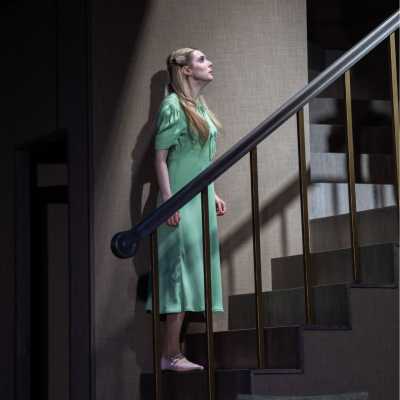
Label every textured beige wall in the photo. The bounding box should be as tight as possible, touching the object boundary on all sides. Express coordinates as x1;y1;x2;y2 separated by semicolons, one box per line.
93;0;308;396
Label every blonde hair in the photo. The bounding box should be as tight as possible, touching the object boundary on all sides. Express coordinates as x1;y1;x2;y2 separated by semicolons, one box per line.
166;47;222;143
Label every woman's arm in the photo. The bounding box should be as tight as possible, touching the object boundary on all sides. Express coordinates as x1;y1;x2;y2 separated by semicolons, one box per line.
155;150;172;201
154;149;180;226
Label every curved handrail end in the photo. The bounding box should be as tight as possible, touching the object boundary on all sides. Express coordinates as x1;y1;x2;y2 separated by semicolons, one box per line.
111;230;140;259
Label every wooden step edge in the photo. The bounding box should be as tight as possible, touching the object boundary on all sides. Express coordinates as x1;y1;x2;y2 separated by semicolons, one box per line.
186;324;302;338
251;368;303;375
142;367;303;376
350;283;399;289
303;324;352;331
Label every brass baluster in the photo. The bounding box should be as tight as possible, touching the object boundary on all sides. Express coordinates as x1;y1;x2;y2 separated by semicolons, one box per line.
296;108;313;324
343;70;361;282
388;32;400;205
201;189;215;400
250;148;265;368
150;231;162;400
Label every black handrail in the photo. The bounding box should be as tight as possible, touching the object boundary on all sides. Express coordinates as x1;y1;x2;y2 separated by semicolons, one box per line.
111;10;400;258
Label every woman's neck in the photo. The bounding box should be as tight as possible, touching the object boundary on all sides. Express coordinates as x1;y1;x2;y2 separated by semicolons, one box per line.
187;78;205;100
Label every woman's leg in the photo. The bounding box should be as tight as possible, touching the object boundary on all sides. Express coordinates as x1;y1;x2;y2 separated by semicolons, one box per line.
162;312;186;357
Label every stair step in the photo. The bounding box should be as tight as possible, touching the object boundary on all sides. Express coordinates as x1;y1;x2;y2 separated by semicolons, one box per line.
185;326;302;370
310;40;388;70
310;70;390;101
271;242;398;290
309;98;392;125
309;182;396;219
310;153;394;184
309;206;398;252
309;44;390;101
308;45;347;73
141;367;303;400
228;284;350;330
141;369;252;400
310;124;393;154
250;287;398;398
308;27;353;49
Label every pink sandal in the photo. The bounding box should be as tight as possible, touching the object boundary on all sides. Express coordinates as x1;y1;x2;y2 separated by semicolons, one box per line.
161;353;204;372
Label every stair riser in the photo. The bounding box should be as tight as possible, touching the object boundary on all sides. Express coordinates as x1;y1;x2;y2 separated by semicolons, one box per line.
141;370;252;400
250;289;399;399
309;183;396;219
309;98;392;125
271;243;398;290
309;43;390;101
310;206;398;252
228;285;350;330
185;327;302;370
310;124;393;154
308;27;353;49
310;153;394;184
310;71;390;101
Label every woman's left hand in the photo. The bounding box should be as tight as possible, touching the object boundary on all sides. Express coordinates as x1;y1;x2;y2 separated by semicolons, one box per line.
215;194;226;216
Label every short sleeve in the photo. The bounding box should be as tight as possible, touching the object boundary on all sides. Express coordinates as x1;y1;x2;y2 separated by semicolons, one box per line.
155;103;184;150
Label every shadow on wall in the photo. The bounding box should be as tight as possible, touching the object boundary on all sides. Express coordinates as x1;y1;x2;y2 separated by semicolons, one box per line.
128;69;169;370
95;70;168;398
93;1;156;397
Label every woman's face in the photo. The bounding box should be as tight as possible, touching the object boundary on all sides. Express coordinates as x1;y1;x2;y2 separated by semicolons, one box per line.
186;50;213;82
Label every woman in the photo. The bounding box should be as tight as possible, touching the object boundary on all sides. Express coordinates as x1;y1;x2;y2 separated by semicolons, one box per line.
146;47;226;372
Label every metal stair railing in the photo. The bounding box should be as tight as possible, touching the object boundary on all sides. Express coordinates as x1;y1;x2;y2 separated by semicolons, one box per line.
111;10;400;400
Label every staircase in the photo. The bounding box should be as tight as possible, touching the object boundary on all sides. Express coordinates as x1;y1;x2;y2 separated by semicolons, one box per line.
141;257;398;399
141;117;399;398
137;10;399;400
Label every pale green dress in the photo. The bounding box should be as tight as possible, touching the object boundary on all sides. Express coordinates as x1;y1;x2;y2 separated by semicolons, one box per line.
146;92;224;314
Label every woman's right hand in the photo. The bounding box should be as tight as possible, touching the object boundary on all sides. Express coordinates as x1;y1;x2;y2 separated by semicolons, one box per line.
166;210;180;227
162;194;180;226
